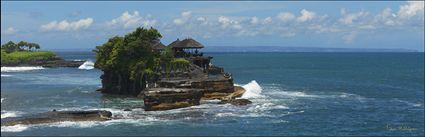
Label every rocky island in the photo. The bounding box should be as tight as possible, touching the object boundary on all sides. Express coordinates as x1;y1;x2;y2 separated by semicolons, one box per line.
94;27;250;111
1;41;85;67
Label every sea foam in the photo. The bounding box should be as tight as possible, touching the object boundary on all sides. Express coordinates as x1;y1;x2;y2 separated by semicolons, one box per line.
1;111;21;119
1;66;44;72
240;80;263;99
1;125;29;132
78;60;94;70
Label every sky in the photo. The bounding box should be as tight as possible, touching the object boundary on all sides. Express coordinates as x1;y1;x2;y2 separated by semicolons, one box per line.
1;1;424;51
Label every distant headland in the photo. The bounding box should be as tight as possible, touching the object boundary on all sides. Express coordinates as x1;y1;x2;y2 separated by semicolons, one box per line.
1;41;85;67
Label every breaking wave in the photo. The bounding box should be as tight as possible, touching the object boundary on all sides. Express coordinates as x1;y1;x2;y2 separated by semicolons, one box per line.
1;111;21;119
1;98;4;103
240;80;263;99
1;66;44;72
1;125;29;132
78;60;94;70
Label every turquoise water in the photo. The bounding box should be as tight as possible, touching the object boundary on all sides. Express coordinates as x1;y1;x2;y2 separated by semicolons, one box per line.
1;52;424;136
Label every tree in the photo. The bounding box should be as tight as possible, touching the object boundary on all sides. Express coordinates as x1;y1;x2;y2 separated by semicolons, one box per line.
17;41;28;51
94;27;163;93
34;44;41;50
1;41;41;52
1;41;17;53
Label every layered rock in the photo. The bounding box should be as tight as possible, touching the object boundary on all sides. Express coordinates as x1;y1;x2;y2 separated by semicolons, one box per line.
192;78;235;100
143;88;204;111
1;110;112;126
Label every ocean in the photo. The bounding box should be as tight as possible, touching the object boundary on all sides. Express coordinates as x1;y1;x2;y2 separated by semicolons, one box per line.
1;51;424;136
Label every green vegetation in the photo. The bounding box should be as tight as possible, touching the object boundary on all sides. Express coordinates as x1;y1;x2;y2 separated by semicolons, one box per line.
93;27;162;80
1;41;40;53
93;27;191;88
1;41;56;65
1;50;56;65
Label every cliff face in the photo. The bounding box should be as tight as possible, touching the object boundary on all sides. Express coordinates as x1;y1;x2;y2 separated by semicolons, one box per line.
99;70;145;96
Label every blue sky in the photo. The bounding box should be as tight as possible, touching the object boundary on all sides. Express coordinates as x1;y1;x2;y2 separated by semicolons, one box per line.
1;1;424;51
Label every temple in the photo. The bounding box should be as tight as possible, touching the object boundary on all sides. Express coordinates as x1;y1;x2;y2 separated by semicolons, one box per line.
141;38;242;111
168;38;212;72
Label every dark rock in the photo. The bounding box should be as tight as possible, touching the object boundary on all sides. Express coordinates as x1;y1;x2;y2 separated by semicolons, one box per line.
143;88;204;111
123;108;132;111
1;110;112;126
220;99;252;106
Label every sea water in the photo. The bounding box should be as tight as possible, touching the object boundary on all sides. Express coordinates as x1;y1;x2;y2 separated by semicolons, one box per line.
1;52;424;136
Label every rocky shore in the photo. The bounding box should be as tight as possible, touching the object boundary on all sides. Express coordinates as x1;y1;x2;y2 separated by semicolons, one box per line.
1;110;112;126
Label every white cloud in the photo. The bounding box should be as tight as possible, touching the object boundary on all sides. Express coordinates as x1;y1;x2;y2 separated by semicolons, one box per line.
277;12;295;22
3;27;17;35
297;9;316;22
339;9;369;25
173;11;192;25
197;17;206;22
398;1;424;19
374;8;398;26
250;16;259;24
41;18;93;31
263;17;273;24
196;17;208;25
218;16;242;30
107;11;156;28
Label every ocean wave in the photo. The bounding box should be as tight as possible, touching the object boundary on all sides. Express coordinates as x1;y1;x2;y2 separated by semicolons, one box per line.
1;74;12;77
1;125;29;132
1;98;4;103
78;60;94;70
393;99;423;107
240;80;264;99
1;66;44;72
247;102;288;113
1;111;22;119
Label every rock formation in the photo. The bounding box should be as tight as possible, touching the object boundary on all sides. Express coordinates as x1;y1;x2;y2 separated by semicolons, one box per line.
1;110;112;126
94;27;250;111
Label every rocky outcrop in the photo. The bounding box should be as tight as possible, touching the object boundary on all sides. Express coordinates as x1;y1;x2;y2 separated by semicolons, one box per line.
219;99;252;106
142;88;204;111
1;110;112;126
192;78;235;100
1;57;85;67
98;71;144;96
222;86;246;100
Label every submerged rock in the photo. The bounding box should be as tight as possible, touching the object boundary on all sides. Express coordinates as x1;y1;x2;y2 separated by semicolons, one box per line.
1;110;112;126
220;99;252;106
123;108;132;111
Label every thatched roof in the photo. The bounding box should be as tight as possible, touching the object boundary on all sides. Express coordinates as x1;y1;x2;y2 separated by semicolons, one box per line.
168;39;181;47
169;38;204;49
152;42;166;50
